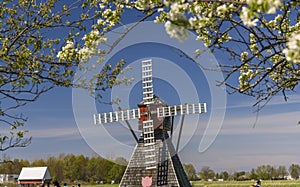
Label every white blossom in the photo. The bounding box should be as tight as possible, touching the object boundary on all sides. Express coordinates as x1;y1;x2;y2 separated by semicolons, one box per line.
135;0;149;10
164;2;190;42
241;0;282;26
164;21;189;42
247;0;282;14
240;7;258;27
157;8;164;12
267;6;276;14
99;3;105;9
283;33;300;64
168;2;187;21
241;52;249;62
216;4;227;16
188;17;197;26
238;64;254;91
78;47;91;62
57;41;77;62
97;19;105;26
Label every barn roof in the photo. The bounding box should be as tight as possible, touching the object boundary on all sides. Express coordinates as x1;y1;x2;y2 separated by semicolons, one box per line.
18;167;51;181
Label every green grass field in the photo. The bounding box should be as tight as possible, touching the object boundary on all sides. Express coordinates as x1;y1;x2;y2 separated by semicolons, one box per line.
83;185;118;187
3;180;300;187
82;180;300;187
191;180;300;187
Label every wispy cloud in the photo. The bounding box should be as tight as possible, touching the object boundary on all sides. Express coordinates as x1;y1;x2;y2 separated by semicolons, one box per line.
28;127;81;139
226;93;300;110
267;93;300;105
220;111;300;135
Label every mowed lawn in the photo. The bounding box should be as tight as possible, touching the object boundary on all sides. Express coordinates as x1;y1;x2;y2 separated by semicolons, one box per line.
83;185;118;187
83;180;300;187
191;180;300;187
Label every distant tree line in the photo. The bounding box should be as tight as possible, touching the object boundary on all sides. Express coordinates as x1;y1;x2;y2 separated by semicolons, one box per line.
1;154;300;184
0;153;127;184
183;164;300;181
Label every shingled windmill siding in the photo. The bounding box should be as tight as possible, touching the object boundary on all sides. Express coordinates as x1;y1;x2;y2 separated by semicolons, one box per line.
119;138;191;187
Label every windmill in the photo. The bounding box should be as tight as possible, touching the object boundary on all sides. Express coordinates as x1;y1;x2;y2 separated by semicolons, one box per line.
94;59;207;187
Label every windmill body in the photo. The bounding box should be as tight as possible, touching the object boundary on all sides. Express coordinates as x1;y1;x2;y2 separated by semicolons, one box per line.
94;59;207;187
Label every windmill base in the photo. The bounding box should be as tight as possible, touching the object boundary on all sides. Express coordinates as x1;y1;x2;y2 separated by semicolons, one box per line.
119;138;192;187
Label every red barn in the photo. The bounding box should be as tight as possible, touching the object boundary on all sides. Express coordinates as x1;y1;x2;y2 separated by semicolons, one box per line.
18;167;51;187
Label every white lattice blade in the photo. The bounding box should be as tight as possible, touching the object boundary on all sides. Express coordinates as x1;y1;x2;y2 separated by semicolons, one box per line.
104;113;107;123
109;112;113;122
186;104;189;114
143;120;154;127
93;108;140;124
156;103;207;118
203;103;207;113
141;118;156;170
142;119;156;167
143;128;154;133
93;114;99;124
142;59;154;103
157;108;161;117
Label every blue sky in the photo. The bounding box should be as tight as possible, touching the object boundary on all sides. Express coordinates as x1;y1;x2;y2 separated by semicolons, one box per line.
4;13;300;173
6;74;300;172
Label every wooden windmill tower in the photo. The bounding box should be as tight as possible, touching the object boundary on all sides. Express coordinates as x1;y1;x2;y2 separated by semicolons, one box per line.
94;59;207;187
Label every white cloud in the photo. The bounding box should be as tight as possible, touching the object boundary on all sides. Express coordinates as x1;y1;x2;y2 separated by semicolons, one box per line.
220;111;300;135
226;93;300;110
28;127;81;139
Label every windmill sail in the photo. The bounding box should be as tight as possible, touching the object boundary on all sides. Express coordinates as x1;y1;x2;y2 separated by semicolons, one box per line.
157;103;207;118
93;108;140;124
141;59;156;170
142;59;154;104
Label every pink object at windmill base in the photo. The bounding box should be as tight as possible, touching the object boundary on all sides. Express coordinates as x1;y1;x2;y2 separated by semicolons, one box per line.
142;176;152;187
